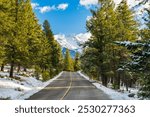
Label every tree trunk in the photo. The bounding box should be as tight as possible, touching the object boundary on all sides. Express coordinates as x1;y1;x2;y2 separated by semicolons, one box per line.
10;61;14;78
125;79;129;91
126;83;129;91
101;73;108;87
24;68;27;72
110;77;113;84
17;64;20;73
115;72;120;89
99;56;108;87
129;79;134;88
1;64;4;71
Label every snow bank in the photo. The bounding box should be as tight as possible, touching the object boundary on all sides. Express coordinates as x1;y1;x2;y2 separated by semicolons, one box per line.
0;71;63;100
78;71;138;100
18;71;63;100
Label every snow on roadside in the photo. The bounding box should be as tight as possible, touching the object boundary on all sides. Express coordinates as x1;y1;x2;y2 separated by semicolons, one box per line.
0;71;63;100
78;71;90;80
93;83;133;100
78;71;138;100
18;71;63;100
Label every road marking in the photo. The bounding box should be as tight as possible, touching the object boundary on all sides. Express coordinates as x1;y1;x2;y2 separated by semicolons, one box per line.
60;72;73;100
36;86;95;90
55;79;87;81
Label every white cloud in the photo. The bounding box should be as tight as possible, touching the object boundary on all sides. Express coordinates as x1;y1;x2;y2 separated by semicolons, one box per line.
79;0;149;10
31;3;39;9
79;0;98;7
38;6;56;13
80;0;149;25
31;3;69;13
57;3;69;10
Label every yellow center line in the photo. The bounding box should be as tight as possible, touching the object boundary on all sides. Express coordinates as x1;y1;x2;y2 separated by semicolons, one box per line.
36;86;95;90
55;79;86;81
60;72;73;100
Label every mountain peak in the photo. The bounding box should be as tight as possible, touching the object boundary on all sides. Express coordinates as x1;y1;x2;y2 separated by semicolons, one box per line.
54;33;91;51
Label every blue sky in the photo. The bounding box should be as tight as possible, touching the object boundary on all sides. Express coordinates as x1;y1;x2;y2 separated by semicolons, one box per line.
31;0;148;35
31;0;97;35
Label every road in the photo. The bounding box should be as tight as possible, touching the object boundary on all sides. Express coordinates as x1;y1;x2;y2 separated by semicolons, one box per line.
28;72;111;100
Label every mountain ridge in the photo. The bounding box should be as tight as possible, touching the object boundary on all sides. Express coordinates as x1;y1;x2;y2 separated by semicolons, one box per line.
54;33;91;57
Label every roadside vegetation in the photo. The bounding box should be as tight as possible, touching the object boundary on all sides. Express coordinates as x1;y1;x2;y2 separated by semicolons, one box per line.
0;0;80;81
80;0;150;99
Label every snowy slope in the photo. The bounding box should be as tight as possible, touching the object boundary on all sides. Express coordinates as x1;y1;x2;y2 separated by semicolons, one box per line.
54;33;91;50
54;33;91;58
55;34;78;50
0;70;63;100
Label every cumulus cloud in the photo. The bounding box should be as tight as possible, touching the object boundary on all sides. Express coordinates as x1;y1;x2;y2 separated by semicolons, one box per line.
38;6;56;13
79;0;98;8
31;3;39;9
79;0;149;9
31;2;69;13
80;0;149;25
57;3;69;10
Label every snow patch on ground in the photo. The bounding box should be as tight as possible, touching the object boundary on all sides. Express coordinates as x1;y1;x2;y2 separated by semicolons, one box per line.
18;71;63;100
78;71;139;100
0;71;63;100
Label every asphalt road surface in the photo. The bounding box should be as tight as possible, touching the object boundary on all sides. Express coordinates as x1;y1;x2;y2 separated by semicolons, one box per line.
28;72;111;100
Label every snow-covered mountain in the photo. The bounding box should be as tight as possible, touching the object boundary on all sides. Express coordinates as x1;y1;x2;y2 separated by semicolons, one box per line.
54;33;91;56
54;1;149;57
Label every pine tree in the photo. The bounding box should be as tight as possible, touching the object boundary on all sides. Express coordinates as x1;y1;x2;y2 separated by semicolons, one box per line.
1;0;62;80
0;0;46;77
64;49;74;71
116;40;150;98
80;48;99;80
43;20;63;75
115;7;150;99
14;0;33;70
3;0;28;77
81;0;139;88
110;0;139;89
55;44;64;74
134;9;149;99
4;0;43;77
0;0;14;71
74;52;81;71
83;0;118;86
43;20;54;42
116;0;138;41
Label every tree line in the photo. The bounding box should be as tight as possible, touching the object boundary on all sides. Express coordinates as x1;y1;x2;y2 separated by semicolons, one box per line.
80;0;150;99
0;0;80;81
